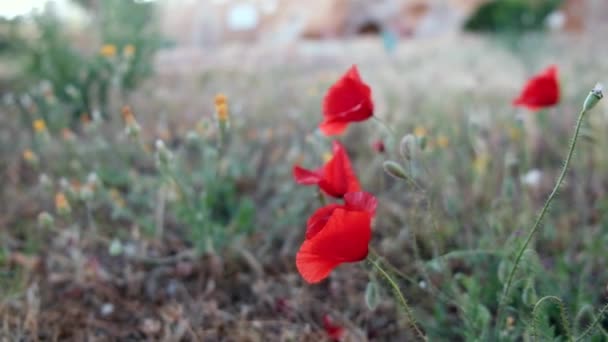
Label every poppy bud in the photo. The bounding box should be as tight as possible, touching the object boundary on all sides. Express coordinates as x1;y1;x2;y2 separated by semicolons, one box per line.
417;136;427;151
583;83;603;112
39;173;53;191
399;134;417;161
37;211;54;228
109;239;123;256
122;106;141;138
155;139;173;170
372;140;385;153
365;280;380;310
383;160;408;180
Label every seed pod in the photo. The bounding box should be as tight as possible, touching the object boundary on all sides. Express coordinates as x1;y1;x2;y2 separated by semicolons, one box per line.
383;160;408;180
399;134;417;161
365;280;380;310
583;83;603;112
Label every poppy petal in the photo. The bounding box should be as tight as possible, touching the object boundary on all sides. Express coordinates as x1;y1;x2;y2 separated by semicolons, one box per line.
344;191;377;215
293;166;323;185
320;65;373;136
319;119;349;136
306;204;342;239
513;65;560;111
296;209;371;283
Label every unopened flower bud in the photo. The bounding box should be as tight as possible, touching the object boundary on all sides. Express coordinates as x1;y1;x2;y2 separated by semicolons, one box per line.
55;192;71;216
87;172;100;188
39;173;53;190
37;211;54;228
80;184;94;201
22;149;39;165
122;105;141;138
417;136;427;151
109;239;123;256
155;139;173;169
383;160;408;180
399;134;417;161
583;83;603;112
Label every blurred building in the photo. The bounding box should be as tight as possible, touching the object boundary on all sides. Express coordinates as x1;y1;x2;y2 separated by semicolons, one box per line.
159;0;607;47
160;0;486;46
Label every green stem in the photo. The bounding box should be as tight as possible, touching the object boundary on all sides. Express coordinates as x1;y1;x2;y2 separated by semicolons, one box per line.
369;255;427;341
373;116;397;142
497;108;587;331
531;296;573;342
575;302;608;341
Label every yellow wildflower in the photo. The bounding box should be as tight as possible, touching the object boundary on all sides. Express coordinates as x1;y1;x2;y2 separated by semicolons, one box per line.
508;126;522;142
33;119;47;133
23;149;38;163
55;192;71;215
109;188;126;208
123;44;136;58
323;152;333;162
437;135;450;148
216;103;229;123
100;44;117;58
473;154;490;175
414;126;427;138
214;93;227;107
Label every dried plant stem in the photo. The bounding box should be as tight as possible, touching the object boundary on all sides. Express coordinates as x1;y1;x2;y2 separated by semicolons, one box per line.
575;302;608;341
497;108;587;331
369;255;427;341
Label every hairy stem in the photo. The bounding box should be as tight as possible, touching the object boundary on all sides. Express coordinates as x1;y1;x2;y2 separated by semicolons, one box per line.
575;302;608;341
369;255;427;341
531;296;572;342
497;108;587;331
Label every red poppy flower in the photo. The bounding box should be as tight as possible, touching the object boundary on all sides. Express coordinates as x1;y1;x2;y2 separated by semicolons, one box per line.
293;141;361;198
320;65;374;135
296;192;376;284
513;65;560;111
372;139;385;153
322;314;345;341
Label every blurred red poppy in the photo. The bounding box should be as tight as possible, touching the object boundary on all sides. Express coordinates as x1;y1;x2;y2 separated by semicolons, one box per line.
322;314;345;341
293;141;360;198
513;65;560;111
372;139;385;153
296;192;376;284
320;65;374;135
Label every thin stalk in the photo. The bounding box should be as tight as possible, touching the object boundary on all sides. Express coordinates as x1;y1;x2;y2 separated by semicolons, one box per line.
497;108;587;331
531;296;573;342
369;255;427;341
373;116;397;142
154;186;166;241
575;302;608;341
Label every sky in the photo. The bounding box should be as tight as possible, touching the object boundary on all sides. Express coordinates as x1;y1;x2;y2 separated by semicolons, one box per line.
0;0;57;18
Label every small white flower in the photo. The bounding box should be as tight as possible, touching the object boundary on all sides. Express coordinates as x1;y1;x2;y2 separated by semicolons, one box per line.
522;169;543;188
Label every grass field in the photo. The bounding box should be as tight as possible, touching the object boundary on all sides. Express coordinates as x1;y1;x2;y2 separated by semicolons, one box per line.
2;31;608;340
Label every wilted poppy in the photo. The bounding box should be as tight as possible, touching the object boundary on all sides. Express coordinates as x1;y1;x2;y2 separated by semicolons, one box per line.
293;141;360;198
296;192;376;284
320;65;374;135
513;65;560;111
322;314;345;341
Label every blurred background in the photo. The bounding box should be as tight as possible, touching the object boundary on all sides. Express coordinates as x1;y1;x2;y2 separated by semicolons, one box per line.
2;0;608;341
